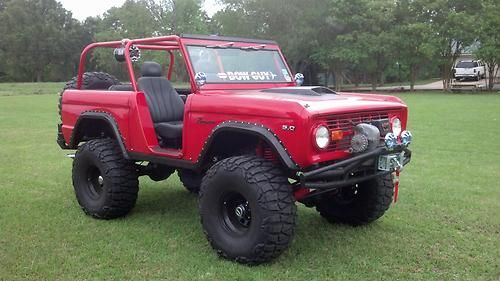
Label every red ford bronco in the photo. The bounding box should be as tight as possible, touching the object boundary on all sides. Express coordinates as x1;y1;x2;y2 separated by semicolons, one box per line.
57;34;412;264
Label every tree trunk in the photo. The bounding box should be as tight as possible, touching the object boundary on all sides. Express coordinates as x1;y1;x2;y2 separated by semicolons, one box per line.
332;66;343;91
409;64;418;92
334;73;341;92
442;41;462;91
486;62;497;90
442;63;453;91
379;71;385;87
339;72;344;91
371;73;377;91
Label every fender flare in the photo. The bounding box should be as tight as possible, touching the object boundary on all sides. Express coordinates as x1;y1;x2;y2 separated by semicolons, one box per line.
198;121;299;171
70;111;129;159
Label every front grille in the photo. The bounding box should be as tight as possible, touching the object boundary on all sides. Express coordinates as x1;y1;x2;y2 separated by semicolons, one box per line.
318;111;394;152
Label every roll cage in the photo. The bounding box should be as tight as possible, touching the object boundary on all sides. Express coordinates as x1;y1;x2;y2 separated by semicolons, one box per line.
76;34;295;92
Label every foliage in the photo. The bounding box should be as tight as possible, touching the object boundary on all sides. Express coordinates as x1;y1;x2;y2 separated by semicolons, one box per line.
393;0;437;91
212;0;328;84
474;0;500;90
0;0;92;82
213;0;495;89
145;0;209;34
0;0;498;89
419;0;481;90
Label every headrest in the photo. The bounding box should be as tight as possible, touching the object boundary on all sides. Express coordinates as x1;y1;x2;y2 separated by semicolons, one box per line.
141;62;162;77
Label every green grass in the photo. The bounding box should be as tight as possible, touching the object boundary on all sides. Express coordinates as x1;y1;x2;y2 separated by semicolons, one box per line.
340;78;440;89
0;82;63;96
0;86;499;280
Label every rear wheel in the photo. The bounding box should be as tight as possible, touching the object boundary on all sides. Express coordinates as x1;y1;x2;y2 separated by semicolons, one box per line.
316;174;394;226
72;139;139;219
178;169;203;193
199;156;296;264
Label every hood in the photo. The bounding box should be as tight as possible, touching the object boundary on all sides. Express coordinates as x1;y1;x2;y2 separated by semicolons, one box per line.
201;86;406;116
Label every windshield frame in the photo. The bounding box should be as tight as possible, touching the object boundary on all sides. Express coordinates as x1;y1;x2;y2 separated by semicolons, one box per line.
186;45;293;85
180;39;296;90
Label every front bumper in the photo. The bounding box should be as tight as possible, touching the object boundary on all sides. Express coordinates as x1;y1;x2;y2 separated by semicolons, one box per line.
298;146;411;190
455;73;476;78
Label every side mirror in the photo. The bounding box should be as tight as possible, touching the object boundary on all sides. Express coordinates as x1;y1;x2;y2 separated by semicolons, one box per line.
295;73;304;86
195;72;207;88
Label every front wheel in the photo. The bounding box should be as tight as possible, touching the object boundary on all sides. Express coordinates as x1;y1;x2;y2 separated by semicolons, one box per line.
72;139;139;219
199;156;296;265
316;174;394;226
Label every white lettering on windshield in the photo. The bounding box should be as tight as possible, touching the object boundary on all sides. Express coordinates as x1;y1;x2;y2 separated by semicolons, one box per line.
218;71;278;81
227;72;251;81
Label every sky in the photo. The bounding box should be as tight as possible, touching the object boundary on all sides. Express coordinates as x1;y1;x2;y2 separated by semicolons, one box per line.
58;0;222;21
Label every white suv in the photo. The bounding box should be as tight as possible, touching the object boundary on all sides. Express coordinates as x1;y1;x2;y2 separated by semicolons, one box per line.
453;60;485;81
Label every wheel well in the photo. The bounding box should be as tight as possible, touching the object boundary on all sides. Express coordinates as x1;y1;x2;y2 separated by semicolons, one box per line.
204;131;260;162
201;130;285;170
72;118;117;147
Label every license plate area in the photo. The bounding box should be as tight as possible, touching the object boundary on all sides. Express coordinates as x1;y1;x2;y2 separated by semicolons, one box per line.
378;153;404;171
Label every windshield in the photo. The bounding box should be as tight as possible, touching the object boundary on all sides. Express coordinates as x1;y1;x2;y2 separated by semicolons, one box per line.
456;61;477;68
186;45;292;83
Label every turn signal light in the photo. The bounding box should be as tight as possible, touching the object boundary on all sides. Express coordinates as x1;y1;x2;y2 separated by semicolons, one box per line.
331;130;344;141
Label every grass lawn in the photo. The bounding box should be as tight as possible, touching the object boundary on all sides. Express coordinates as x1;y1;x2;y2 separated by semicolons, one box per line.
339;78;441;89
0;85;499;280
0;82;63;96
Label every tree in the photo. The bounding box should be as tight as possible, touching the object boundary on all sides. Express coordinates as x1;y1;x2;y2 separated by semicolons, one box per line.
0;0;91;81
418;0;481;90
312;0;359;91
316;0;398;90
145;0;208;34
475;0;500;90
213;0;328;84
393;0;437;91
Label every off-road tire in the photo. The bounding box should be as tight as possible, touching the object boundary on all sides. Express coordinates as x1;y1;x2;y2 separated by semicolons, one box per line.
72;138;139;219
58;72;120;120
199;156;296;265
178;169;203;193
316;174;394;226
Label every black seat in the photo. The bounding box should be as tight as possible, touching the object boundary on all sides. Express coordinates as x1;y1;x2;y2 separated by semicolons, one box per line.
138;62;184;143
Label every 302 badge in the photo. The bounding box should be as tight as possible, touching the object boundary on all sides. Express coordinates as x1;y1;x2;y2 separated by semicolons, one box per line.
282;124;296;132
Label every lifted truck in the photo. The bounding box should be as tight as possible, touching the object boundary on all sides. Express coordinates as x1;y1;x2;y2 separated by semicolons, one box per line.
57;34;412;264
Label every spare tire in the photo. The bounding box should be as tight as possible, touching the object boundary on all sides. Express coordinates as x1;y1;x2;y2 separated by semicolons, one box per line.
58;72;120;120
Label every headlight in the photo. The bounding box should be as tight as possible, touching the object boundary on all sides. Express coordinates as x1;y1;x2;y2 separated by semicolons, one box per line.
314;125;330;149
391;117;402;136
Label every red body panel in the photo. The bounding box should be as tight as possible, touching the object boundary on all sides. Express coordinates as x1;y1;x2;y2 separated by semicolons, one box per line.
61;35;410;170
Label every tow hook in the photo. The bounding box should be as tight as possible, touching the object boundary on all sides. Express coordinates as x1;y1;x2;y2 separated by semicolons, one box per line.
391;157;402;203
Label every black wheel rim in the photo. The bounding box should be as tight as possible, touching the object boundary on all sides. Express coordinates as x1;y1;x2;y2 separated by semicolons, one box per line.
220;192;252;234
86;166;104;199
